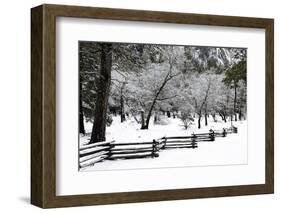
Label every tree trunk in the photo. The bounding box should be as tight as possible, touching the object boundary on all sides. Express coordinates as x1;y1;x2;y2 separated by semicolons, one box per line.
141;69;175;130
198;114;201;129
120;84;126;123
133;116;140;124
167;111;171;118
204;104;208;126
142;109;152;129
219;113;223;121
154;112;160;123
196;81;210;129
140;111;146;129
90;43;112;143
204;113;208;126
219;112;226;123
79;81;85;135
239;108;242;120
211;113;217;122
234;84;237;121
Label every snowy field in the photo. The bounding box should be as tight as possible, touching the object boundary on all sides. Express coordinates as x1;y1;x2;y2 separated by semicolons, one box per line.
79;116;247;171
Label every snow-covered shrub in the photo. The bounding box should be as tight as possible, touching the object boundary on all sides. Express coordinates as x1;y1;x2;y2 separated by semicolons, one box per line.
179;112;194;129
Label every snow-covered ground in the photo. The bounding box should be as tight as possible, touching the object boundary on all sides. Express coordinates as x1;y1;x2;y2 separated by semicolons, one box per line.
80;116;247;171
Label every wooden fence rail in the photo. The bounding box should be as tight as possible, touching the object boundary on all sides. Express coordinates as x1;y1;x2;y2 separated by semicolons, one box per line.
108;140;159;160
79;126;238;168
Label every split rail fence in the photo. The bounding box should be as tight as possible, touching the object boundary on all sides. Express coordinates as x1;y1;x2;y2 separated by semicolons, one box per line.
79;126;238;168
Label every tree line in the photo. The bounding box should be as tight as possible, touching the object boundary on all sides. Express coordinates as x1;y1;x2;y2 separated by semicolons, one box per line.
79;42;247;143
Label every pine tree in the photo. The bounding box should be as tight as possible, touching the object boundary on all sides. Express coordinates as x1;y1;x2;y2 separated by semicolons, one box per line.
223;49;246;121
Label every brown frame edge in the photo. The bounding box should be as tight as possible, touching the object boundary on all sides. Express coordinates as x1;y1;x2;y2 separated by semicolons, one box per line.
31;4;274;208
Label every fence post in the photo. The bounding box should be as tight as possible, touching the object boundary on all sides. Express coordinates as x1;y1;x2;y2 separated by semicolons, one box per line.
191;133;197;148
107;143;114;159
163;137;167;149
209;129;215;141
152;140;159;158
222;128;226;137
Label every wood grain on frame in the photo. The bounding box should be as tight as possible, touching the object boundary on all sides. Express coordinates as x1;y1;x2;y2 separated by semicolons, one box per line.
31;4;274;208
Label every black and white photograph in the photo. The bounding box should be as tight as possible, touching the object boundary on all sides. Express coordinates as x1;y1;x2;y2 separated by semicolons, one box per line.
78;41;247;171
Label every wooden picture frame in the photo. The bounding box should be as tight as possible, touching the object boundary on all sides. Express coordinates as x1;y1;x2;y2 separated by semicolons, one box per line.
31;4;274;208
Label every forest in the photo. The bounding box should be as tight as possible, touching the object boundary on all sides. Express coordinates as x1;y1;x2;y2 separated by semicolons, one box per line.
79;42;247;145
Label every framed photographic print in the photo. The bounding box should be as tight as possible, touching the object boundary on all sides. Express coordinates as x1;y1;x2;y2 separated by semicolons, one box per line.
31;4;274;208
